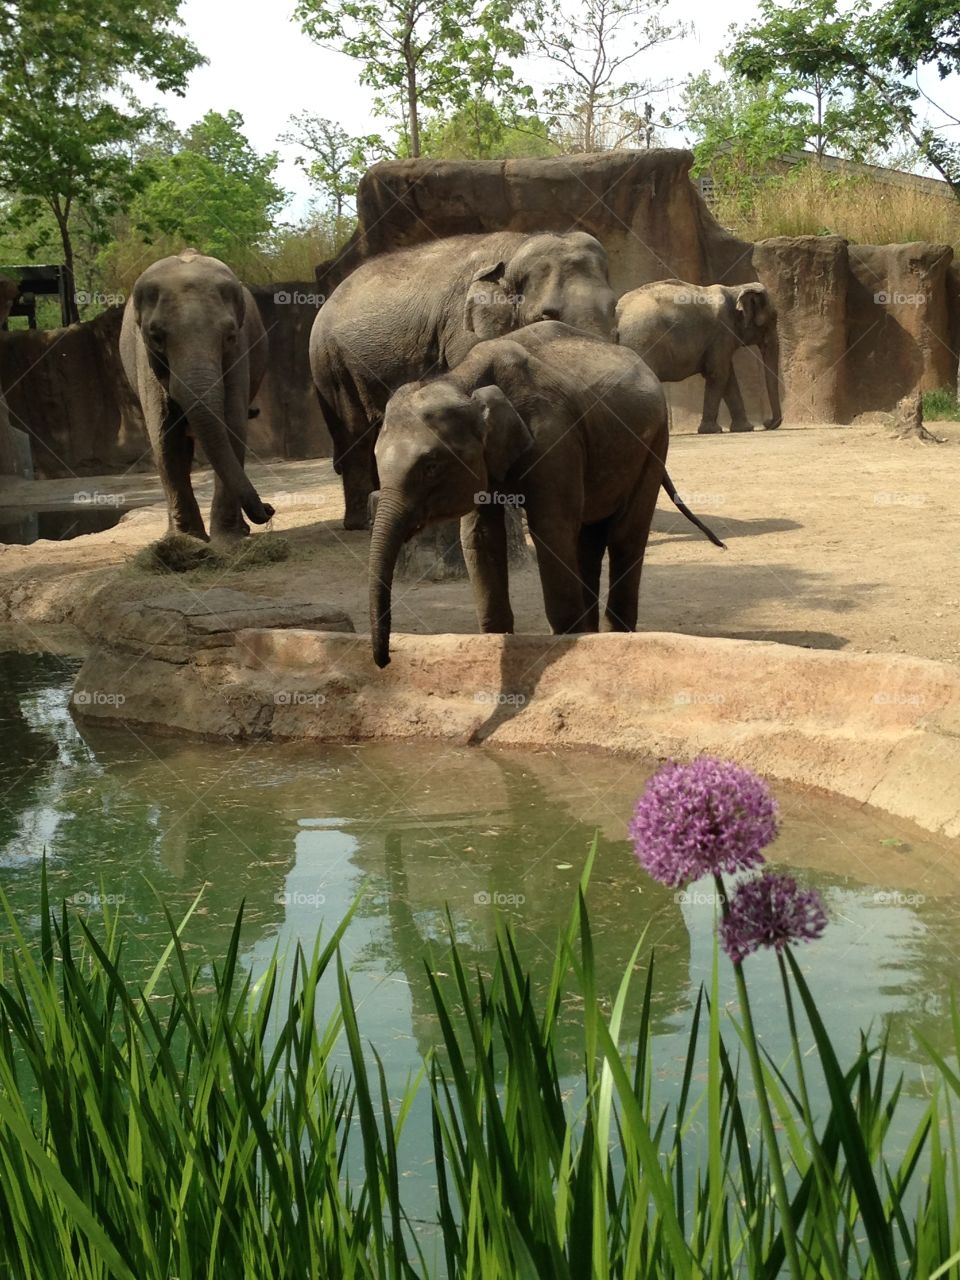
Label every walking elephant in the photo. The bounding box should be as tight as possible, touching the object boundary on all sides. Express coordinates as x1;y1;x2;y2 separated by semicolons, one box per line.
616;279;783;434
120;250;274;541
368;321;724;667
310;230;618;528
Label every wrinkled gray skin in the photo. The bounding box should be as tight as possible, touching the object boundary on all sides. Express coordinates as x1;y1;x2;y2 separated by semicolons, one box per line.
369;321;669;668
310;231;618;529
616;279;783;434
120;251;273;540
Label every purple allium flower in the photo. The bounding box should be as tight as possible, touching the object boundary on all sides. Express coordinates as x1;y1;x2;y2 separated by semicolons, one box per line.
629;757;779;888
720;872;828;964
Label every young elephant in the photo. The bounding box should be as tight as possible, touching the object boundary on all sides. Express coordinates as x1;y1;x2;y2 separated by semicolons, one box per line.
369;321;722;668
311;230;617;528
616;279;782;434
120;250;274;541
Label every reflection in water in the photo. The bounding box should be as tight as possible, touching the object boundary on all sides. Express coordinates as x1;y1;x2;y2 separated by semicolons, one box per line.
0;650;959;1092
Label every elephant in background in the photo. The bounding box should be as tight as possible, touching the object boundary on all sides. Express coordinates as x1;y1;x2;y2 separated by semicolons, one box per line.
368;321;723;668
120;250;274;541
310;230;618;528
616;279;783;434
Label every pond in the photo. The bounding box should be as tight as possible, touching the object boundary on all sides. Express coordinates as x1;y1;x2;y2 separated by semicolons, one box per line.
2;647;959;1227
0;503;125;545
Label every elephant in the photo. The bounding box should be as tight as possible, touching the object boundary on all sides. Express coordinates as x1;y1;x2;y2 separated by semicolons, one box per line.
615;279;783;434
120;250;274;541
310;230;618;529
368;321;724;668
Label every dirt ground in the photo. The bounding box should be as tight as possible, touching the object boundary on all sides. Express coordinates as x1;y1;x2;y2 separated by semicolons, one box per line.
1;418;959;666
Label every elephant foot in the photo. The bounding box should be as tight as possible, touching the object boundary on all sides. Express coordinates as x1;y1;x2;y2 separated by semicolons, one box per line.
343;511;371;531
169;520;209;542
210;521;251;544
697;422;722;435
729;421;755;433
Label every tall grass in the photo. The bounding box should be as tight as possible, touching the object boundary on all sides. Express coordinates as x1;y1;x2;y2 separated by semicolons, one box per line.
713;164;960;252
0;861;959;1278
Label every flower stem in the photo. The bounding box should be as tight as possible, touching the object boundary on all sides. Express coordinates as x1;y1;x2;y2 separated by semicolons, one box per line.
714;873;804;1280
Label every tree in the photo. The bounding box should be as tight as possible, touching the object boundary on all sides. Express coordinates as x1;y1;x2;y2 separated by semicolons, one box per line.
106;111;286;283
281;115;381;217
294;0;529;158
680;69;812;183
524;0;684;153
728;0;960;193
0;0;202;321
418;98;556;159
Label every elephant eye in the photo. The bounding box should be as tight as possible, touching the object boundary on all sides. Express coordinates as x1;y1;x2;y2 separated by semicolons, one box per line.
422;456;443;478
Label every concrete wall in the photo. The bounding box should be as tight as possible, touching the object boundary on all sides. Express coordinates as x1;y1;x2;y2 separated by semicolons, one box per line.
1;150;956;479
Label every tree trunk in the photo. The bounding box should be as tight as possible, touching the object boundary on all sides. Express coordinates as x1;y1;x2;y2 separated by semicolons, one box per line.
52;203;79;325
405;58;420;157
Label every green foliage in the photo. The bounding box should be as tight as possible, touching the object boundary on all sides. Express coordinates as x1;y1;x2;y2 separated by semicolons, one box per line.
419;99;556;159
2;864;960;1277
923;388;960;421
727;0;960;194
681;69;811;209
281;114;382;216
124;110;285;268
294;0;530;158
0;0;203;318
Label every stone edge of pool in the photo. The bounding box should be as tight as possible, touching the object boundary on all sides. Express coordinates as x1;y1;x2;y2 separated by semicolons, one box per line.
73;628;960;841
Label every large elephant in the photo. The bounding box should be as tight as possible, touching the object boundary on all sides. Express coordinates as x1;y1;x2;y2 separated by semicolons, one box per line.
120;250;274;540
616;279;783;434
368;321;723;668
310;230;618;528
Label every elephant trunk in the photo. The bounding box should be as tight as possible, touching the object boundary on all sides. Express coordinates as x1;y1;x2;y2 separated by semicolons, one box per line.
761;332;783;429
369;487;412;668
168;358;273;524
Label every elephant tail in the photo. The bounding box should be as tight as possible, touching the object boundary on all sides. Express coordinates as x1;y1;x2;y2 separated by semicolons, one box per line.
661;471;727;549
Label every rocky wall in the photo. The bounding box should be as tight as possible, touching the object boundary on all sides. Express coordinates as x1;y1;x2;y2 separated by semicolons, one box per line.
1;150;956;481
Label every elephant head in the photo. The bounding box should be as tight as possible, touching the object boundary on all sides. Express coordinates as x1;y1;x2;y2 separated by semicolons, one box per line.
733;283;782;430
133;254;273;524
369;376;533;668
463;231;617;342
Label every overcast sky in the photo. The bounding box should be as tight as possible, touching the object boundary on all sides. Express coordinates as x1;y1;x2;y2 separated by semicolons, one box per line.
138;0;960;219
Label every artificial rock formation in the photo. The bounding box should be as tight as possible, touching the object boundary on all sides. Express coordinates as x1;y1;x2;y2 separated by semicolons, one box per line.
1;150;957;478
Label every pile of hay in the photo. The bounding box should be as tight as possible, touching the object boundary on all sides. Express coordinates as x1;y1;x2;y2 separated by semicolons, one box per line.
132;533;290;574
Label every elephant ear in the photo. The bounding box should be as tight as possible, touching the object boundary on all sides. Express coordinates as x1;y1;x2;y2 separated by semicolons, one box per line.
463;261;517;338
471;385;534;483
735;284;772;333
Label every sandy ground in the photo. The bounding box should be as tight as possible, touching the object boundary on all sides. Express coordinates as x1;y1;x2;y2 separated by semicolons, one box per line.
1;419;959;665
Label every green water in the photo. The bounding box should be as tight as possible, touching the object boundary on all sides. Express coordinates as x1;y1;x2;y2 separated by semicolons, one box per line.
2;646;959;1094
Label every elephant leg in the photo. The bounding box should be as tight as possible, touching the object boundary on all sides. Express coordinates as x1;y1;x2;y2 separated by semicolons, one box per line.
723;369;755;433
527;507;589;634
604;431;667;631
159;406;207;540
697;371;726;435
578;521;608;632
335;414;378;530
461;505;514;633
210;367;254;541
